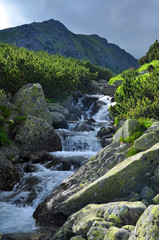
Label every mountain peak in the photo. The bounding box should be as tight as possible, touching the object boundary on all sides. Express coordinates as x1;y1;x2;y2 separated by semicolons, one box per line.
0;19;139;73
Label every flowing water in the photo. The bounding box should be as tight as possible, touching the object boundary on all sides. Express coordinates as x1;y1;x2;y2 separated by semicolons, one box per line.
0;94;113;235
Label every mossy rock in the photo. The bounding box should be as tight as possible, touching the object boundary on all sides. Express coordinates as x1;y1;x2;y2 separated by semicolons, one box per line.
11;83;52;123
70;236;86;240
15;115;62;152
104;226;130;240
56;202;145;239
129;205;159;239
59;143;159;216
134;132;159;151
152;194;159;204
146;121;159;133
113;119;140;142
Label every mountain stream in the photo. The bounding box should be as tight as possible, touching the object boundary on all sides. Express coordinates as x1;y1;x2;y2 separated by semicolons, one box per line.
0;94;113;236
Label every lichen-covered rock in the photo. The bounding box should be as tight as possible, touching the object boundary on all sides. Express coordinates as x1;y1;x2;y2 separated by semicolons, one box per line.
152;194;159;204
14;115;62;152
100;202;146;227
51;112;68;129
134;132;159;151
129;205;159;239
48;201;144;240
104;226;130;240
70;236;86;240
11;83;52;123
70;204;104;236
58;143;159;216
113;119;140;142
87;221;108;240
0;152;19;190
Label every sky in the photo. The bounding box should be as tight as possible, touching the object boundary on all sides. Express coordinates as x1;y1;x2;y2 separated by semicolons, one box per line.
0;0;159;59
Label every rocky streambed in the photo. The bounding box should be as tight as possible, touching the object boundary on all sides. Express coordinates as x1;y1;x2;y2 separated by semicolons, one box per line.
0;83;115;239
1;82;159;240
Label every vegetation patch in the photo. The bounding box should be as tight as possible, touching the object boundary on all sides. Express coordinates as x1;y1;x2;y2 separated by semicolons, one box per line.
0;42;113;100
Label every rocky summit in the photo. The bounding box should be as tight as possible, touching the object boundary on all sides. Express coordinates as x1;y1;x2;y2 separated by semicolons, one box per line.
0;19;139;73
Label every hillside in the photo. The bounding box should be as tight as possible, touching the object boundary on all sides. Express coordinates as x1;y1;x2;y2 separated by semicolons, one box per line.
0;19;139;73
109;40;159;121
0;42;113;99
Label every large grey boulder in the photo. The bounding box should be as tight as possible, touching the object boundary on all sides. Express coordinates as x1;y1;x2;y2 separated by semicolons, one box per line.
129;205;159;239
33;142;131;226
51;112;68;129
58;143;159;216
113;119;140;142
14;115;62;152
11;83;52;123
0;152;19;190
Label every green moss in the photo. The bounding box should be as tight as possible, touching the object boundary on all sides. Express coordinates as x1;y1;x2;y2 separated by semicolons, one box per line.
126;147;139;157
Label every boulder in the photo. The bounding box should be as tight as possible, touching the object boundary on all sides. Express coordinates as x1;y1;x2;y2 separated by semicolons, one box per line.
104;226;130;240
100;84;117;97
51;112;68;129
0;152;19;190
134;132;159;151
58;143;159;216
11;83;52;123
113;119;140;142
47;103;69;118
87;221;109;240
73;123;94;132
47;201;145;239
88;80;100;94
129;205;159;239
33;142;131;226
152;194;159;204
97;126;114;137
146;121;159;133
14;115;62;153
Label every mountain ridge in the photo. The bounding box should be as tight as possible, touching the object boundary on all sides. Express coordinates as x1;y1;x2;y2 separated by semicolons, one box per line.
0;19;139;73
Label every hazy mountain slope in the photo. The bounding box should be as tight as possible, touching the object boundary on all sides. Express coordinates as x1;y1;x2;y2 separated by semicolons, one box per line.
0;19;139;73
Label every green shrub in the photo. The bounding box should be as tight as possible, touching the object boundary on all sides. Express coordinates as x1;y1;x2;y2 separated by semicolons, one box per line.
0;42;113;99
126;147;139;157
147;64;154;72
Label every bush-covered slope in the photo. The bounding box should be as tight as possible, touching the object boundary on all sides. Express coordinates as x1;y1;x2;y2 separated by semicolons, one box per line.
0;19;139;74
0;42;113;99
109;41;159;121
138;40;159;65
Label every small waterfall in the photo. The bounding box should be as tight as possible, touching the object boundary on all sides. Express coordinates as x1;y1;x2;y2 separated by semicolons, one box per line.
0;94;113;235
